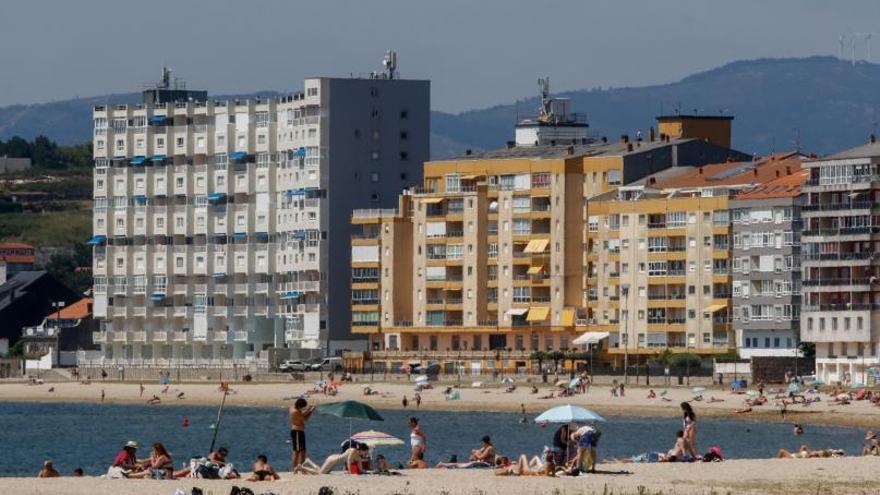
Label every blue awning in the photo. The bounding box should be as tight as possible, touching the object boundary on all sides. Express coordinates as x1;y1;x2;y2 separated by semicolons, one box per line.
255;232;269;240
132;195;147;203
212;272;225;278
291;230;307;239
293;147;306;158
149;115;167;124
232;232;247;239
208;193;225;201
130;156;146;165
150;154;166;162
150;293;165;300
280;291;301;300
286;189;305;198
230;151;247;160
86;235;107;245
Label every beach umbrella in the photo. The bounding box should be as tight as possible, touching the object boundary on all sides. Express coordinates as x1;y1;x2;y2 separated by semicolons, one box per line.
316;400;384;439
534;404;606;424
349;430;404;447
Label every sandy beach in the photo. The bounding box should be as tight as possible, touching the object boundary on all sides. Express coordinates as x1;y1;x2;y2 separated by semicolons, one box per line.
2;457;878;495
2;379;879;429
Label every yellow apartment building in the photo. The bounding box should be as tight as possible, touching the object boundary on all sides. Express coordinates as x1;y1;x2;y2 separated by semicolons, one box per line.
349;112;750;374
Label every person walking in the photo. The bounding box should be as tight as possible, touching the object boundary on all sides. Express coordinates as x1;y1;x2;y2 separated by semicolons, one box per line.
681;402;698;458
409;417;427;462
289;397;315;471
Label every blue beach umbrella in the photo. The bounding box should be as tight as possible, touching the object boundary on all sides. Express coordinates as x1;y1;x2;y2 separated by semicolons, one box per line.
534;404;606;424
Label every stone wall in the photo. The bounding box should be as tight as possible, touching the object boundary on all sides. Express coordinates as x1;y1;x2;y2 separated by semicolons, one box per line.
751;356;815;383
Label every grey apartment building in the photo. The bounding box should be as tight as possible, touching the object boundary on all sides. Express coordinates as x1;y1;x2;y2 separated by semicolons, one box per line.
730;165;807;358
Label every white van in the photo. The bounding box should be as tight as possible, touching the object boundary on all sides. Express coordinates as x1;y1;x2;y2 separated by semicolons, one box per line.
310;357;343;371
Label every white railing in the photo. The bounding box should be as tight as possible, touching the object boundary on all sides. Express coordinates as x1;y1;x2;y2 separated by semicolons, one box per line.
352;208;398;219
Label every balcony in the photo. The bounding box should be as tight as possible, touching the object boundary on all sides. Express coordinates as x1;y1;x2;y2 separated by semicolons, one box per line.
152;331;168;343
212;306;230;318
801;201;874;213
173;331;191;343
233;306;249;316
92;331;108;343
233;330;248;341
234;283;249;293
113;331;130;342
802;226;880;238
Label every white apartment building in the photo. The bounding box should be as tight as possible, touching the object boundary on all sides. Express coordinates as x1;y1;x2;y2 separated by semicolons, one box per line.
90;64;429;363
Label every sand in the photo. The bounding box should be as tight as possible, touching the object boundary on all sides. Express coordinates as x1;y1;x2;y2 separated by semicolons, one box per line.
4;457;879;495
1;379;879;429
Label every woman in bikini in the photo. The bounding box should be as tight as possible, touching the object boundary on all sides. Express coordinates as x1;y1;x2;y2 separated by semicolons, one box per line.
409;417;427;462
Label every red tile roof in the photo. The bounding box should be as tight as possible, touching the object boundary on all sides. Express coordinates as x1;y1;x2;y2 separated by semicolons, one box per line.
653;154;804;189
735;168;809;199
45;298;93;320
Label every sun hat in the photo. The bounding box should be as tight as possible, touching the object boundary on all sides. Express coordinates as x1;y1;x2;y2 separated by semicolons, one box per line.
125;441;139;449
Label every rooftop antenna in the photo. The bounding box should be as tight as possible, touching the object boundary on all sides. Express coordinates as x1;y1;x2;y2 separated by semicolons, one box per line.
382;50;398;79
537;77;551;121
839;34;846;60
161;67;171;89
792;127;801;153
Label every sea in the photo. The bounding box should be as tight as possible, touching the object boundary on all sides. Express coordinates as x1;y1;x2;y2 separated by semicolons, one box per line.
0;402;865;477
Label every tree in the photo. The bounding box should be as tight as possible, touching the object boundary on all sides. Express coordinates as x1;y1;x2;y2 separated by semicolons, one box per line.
43;243;92;295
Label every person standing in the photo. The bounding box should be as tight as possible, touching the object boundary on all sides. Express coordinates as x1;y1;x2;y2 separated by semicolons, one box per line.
680;402;698;458
409;417;427;462
414;392;421;408
402;395;409;408
289;398;315;471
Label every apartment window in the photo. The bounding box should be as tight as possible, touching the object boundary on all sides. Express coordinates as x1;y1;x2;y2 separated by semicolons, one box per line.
176;177;184;188
157;137;165;148
175;257;184;268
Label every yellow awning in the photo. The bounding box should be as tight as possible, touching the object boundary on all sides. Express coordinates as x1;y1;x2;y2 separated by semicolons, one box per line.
704;303;728;313
461;173;484;180
421;197;443;204
560;310;576;326
523;239;549;253
526;265;543;274
526;306;550;322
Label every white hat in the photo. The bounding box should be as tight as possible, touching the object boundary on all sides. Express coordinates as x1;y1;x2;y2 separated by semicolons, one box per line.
125;441;139;449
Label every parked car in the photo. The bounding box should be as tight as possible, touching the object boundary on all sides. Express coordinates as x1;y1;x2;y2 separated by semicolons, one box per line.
278;360;310;372
310;357;343;371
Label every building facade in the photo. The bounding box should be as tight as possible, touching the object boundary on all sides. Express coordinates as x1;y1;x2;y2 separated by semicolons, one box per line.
801;142;880;384
91;64;429;363
351;111;751;372
585;155;803;363
730;170;807;359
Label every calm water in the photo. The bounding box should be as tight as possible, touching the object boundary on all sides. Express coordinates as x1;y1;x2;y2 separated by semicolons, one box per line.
0;402;865;476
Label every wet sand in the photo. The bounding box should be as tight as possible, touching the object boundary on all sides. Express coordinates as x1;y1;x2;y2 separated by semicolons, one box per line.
1;379;878;429
4;457;879;495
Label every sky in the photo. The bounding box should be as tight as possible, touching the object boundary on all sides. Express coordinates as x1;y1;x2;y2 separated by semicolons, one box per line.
2;0;880;113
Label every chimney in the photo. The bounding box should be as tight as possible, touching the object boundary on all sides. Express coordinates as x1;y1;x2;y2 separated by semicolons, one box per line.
465;149;472;156
620;134;629;144
648;177;656;185
698;167;703;175
626;143;633;152
550;139;556;146
506;141;515;149
649;126;656;142
601;136;608;143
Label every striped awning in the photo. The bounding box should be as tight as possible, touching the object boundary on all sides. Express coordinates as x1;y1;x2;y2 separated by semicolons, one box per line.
560;310;576;326
523;239;549;253
526;306;550;322
421;197;443;204
527;265;543;274
704;303;728;313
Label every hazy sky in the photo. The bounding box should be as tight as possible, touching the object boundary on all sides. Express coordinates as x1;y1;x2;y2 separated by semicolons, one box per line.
2;0;880;112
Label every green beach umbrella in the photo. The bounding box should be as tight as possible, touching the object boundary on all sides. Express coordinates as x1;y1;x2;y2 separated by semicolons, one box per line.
316;400;384;440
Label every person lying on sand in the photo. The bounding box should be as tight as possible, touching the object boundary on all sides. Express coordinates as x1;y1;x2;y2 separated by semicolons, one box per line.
494;454;556;477
299;443;370;474
538;391;555;399
733;405;753;414
663;431;688;462
147;395;161;405
246;454;280;481
706;396;724;403
776;445;845;459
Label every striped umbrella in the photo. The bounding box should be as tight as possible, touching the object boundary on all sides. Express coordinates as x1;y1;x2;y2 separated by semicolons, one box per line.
350;430;405;447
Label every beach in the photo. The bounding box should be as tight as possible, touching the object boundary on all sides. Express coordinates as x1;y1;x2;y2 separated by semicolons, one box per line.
4;457;879;495
2;379;879;429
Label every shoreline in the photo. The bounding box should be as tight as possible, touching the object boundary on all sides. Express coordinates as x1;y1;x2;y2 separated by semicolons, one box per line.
1;381;878;429
2;458;880;494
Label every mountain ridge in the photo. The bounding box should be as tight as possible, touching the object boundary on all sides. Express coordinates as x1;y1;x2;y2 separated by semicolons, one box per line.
2;56;879;158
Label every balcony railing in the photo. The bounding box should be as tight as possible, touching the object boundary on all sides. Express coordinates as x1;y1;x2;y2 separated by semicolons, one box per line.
802;278;871;287
802;226;880;237
803;303;880;312
802;201;874;212
802;252;873;262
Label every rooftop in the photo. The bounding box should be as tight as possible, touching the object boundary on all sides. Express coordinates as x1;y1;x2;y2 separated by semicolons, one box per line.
649;153;803;189
734;168;809;199
44;297;93;320
656;114;734;121
821;140;880;161
436;137;696;162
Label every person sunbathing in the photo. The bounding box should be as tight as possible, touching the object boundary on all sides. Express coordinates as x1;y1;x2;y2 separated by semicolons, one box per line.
494;454;556;476
246;455;280;481
147;395;161;405
408;451;429;469
706;396;724;403
663;430;688;462
734;405;753;414
300;443;370;474
469;436;497;464
538;391;555;399
775;445;844;459
37;460;60;478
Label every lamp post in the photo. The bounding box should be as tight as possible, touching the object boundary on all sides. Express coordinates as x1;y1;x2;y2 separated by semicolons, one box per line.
622;286;630;385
